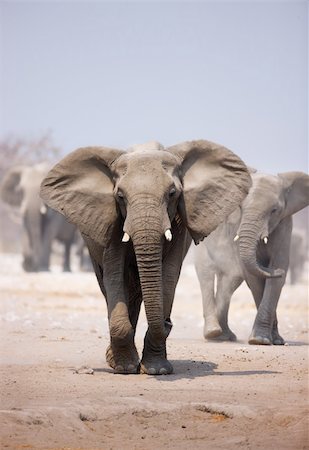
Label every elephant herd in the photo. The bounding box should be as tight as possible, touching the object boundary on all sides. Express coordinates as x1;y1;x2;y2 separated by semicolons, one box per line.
1;140;308;375
0;163;91;272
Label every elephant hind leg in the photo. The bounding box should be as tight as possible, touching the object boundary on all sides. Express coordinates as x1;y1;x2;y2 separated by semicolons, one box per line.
195;252;222;339
202;271;222;340
211;273;243;342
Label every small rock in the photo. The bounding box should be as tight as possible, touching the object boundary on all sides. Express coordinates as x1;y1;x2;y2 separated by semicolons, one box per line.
74;366;94;375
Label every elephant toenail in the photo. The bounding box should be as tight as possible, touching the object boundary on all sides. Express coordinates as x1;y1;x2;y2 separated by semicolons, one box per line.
159;368;168;375
147;368;156;375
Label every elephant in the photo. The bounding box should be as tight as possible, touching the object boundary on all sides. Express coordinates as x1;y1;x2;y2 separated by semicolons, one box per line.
194;170;309;345
75;231;93;272
40;140;251;375
0;163;77;272
288;228;308;284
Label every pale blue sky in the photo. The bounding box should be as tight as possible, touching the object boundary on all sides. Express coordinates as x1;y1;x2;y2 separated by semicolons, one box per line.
0;0;308;173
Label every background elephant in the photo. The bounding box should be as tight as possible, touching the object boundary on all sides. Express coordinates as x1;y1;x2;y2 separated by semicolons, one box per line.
0;163;77;272
194;171;309;345
288;229;308;284
40;140;250;375
75;231;93;272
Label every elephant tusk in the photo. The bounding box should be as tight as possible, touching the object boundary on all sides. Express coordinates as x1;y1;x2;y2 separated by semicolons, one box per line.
165;229;172;241
263;237;268;244
40;204;47;215
122;232;130;242
233;234;240;242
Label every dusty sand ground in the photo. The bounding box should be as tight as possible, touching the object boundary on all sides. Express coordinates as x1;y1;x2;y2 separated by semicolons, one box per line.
0;251;308;450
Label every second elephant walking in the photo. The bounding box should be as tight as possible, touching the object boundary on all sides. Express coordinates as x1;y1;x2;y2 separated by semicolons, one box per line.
194;170;309;345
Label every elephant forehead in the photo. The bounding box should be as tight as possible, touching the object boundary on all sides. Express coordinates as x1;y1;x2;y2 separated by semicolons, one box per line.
252;174;281;193
245;174;283;208
114;150;181;175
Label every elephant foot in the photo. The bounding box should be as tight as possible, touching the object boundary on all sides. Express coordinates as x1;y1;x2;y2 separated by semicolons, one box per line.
141;331;173;375
206;328;237;342
106;344;139;374
203;315;222;340
248;332;272;345
271;330;285;346
204;324;223;340
140;357;173;375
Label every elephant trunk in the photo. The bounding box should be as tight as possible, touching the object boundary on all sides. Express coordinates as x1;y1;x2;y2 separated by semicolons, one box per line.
128;202;170;342
238;216;283;279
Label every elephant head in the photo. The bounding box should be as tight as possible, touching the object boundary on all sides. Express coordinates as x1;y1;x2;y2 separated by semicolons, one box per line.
0;163;49;271
40;140;250;338
236;172;309;279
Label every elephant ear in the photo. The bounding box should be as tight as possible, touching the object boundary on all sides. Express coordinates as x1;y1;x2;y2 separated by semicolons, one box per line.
0;166;25;207
40;147;125;246
167;140;251;244
278;171;309;217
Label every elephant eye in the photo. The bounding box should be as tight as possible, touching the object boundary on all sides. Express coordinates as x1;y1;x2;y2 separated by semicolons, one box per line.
271;207;277;214
169;187;176;196
117;190;124;199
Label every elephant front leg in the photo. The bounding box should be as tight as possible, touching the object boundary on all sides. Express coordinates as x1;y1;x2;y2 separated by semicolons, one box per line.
214;273;243;341
140;319;173;375
103;241;140;374
249;226;290;345
62;242;71;272
249;277;286;345
271;316;285;345
106;301;140;374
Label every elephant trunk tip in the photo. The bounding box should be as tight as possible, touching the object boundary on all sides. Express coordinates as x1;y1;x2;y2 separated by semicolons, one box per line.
269;268;285;278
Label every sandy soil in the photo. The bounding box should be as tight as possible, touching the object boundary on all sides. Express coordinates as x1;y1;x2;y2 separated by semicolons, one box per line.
0;251;308;450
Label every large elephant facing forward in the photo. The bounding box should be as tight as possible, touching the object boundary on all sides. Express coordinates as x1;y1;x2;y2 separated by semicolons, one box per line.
194;171;309;345
40;140;251;375
0;163;76;272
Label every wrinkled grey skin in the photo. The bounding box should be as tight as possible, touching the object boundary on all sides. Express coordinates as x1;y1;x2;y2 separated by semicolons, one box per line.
0;163;76;272
40;140;250;375
288;229;308;284
194;171;309;345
